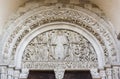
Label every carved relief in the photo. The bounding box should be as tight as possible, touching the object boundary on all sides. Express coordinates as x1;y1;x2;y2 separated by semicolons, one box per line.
2;3;117;66
22;29;98;69
3;8;109;64
0;1;119;79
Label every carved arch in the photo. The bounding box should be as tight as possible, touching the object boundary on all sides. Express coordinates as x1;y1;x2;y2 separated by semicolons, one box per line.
0;3;118;71
15;22;103;69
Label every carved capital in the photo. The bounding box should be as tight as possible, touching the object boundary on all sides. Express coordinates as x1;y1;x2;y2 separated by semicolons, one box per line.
20;69;29;79
99;69;106;79
54;68;65;79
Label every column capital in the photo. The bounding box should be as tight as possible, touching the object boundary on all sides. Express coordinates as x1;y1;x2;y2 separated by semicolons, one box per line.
0;65;8;74
14;69;20;78
19;69;29;79
54;68;65;79
90;69;100;79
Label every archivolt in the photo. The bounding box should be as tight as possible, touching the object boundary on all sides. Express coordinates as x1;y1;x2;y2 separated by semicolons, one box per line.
1;3;118;68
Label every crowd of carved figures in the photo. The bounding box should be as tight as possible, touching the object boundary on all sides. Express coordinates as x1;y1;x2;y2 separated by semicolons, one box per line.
22;29;98;69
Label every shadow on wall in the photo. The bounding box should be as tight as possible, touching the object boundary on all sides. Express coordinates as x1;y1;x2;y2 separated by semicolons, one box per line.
117;33;120;40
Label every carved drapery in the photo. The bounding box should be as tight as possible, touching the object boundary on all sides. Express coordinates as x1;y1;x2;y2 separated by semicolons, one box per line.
22;29;98;69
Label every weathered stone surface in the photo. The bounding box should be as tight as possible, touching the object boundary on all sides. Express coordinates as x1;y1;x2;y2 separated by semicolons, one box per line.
0;0;119;79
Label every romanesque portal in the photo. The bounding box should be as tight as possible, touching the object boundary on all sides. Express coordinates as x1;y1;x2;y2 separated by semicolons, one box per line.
0;1;119;79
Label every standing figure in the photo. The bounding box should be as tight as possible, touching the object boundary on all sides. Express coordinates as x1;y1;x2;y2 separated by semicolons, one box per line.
51;30;68;60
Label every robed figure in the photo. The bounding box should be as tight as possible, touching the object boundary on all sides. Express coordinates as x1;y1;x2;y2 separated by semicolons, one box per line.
51;31;68;60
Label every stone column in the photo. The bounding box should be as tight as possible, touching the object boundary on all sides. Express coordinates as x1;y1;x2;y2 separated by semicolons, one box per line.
7;66;14;79
19;68;29;79
0;65;8;79
105;65;112;79
13;69;20;79
99;68;106;79
112;65;120;79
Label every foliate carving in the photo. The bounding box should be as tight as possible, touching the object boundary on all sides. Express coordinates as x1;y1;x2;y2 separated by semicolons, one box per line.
4;8;108;63
22;29;98;69
3;3;117;66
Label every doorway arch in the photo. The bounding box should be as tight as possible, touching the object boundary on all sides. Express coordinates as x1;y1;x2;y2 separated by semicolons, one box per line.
15;22;104;69
0;2;119;79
